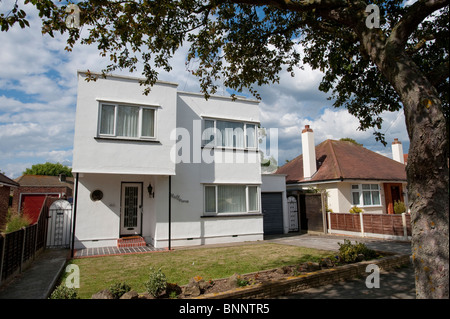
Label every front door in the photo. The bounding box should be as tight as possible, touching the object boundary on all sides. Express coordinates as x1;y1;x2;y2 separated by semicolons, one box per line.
120;183;142;236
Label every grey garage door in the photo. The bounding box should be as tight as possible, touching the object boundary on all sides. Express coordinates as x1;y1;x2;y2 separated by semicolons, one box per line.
261;192;284;235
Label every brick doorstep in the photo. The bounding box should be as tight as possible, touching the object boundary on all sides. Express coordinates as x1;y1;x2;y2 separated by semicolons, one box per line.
196;254;411;299
117;236;147;248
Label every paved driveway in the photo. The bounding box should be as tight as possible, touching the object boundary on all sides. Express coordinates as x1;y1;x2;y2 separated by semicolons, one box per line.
265;233;412;255
265;233;416;299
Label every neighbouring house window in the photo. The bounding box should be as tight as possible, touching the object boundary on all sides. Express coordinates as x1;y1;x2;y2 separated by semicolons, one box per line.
204;184;260;214
203;119;258;149
99;103;156;139
351;184;381;206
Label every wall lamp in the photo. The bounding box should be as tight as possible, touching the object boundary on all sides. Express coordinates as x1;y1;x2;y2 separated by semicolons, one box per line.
147;183;155;198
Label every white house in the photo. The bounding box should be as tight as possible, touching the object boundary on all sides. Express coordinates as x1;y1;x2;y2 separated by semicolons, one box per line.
71;71;264;250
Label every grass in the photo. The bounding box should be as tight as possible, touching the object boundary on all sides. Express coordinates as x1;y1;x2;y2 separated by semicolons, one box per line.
63;243;334;299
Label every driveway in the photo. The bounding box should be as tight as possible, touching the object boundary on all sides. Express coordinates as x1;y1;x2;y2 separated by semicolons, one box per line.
265;233;412;255
265;233;415;299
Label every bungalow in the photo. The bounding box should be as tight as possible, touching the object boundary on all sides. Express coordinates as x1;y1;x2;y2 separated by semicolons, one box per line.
276;126;408;224
71;72;264;250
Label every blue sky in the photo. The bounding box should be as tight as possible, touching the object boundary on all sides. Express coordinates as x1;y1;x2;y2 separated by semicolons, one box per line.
0;1;409;178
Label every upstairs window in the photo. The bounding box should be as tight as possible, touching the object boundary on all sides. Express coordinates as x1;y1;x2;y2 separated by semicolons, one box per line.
99;103;156;139
203;119;257;149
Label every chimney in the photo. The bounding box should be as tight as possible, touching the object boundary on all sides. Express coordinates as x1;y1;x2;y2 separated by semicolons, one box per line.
59;173;66;182
302;125;317;179
392;138;404;164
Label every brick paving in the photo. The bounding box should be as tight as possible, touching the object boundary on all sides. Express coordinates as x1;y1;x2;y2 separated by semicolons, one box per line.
73;245;167;258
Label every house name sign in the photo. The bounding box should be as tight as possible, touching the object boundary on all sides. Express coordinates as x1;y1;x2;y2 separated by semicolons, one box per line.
171;193;189;203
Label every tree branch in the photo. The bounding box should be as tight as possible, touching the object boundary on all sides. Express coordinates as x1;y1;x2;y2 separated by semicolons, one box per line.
227;0;348;12
388;0;449;51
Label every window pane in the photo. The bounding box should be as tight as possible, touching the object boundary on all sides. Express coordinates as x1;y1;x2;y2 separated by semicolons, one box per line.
141;108;155;137
372;191;381;205
352;192;360;205
363;191;372;205
117;105;139;137
217;121;244;148
205;186;216;213
351;184;359;190
248;186;258;211
100;104;115;135
362;184;371;190
246;124;256;148
371;184;379;190
203;120;215;145
218;185;246;213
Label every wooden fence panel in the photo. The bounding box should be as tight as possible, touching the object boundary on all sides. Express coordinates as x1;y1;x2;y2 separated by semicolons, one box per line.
329;212;411;239
0;197;50;285
1;229;23;280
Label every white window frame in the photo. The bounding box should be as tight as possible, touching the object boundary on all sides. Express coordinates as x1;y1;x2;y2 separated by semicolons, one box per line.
351;184;382;207
202;118;258;150
97;102;158;140
203;184;260;215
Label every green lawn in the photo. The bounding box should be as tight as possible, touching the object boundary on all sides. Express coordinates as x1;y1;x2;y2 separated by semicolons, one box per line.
64;243;334;299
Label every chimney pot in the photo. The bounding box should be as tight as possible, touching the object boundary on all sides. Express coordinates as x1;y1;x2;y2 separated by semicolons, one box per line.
302;125;313;133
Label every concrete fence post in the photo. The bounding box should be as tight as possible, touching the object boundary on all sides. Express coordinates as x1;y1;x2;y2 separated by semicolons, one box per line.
327;211;331;233
360;212;365;237
401;213;407;240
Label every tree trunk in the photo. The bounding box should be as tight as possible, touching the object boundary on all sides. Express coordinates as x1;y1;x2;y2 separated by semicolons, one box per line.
380;51;449;299
358;24;449;297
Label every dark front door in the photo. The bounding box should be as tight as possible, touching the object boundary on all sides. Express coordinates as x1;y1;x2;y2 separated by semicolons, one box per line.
261;192;284;235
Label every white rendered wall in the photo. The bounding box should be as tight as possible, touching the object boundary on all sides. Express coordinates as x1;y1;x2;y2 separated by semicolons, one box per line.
72;75;265;249
153;93;264;248
72;72;178;175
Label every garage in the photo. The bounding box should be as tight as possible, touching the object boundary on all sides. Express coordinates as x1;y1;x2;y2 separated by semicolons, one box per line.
261;192;284;235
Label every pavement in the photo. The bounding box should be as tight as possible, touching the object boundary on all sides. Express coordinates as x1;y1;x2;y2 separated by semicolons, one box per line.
0;248;70;299
0;233;415;299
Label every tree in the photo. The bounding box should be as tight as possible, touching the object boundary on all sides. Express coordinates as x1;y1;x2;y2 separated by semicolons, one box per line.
2;0;448;298
23;162;73;177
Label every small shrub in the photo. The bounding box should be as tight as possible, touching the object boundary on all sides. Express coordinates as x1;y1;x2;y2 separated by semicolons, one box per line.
109;282;131;299
349;206;363;214
5;212;32;233
394;200;406;214
166;283;182;299
49;285;78;299
337;239;377;263
145;267;167;297
236;275;250;287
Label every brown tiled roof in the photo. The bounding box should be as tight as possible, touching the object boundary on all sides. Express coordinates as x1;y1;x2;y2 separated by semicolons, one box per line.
276;139;407;184
14;175;74;189
0;173;20;187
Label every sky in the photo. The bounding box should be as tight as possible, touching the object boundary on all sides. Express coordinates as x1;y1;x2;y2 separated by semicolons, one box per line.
0;1;410;179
